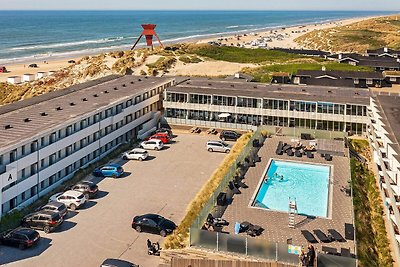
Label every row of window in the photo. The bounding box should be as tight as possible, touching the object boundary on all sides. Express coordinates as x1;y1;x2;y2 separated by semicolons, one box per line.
0;87;164;168
165;92;368;116
2;132;133;214
165;108;367;134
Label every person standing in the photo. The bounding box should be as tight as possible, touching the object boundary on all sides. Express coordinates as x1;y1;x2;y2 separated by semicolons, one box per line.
307;244;315;266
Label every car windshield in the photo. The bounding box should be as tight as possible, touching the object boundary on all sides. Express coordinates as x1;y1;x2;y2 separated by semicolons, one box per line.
77;194;84;199
221;142;229;147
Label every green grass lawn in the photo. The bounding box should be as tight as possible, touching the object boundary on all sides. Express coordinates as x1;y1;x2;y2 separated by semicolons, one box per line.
191;45;305;63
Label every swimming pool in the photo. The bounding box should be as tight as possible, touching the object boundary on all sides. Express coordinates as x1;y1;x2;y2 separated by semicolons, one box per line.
251;160;331;218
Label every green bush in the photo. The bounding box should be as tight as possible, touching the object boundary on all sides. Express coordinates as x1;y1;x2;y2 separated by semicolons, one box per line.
351;158;393;266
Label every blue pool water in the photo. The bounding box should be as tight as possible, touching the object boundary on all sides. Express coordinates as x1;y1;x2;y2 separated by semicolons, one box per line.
253;160;330;218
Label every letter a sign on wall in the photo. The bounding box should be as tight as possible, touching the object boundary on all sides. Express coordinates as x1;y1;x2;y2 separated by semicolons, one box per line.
1;168;17;187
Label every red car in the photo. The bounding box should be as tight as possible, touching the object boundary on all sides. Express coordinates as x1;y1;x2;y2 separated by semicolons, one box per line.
146;133;170;144
0;66;7;73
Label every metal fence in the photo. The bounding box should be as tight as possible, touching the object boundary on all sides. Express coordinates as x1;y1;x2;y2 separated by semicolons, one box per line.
190;228;356;267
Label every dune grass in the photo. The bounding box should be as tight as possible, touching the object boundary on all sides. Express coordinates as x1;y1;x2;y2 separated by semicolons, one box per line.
163;132;253;249
191;45;305;64
350;155;393;266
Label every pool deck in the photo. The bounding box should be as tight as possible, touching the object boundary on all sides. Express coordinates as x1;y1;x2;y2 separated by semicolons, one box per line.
220;136;356;256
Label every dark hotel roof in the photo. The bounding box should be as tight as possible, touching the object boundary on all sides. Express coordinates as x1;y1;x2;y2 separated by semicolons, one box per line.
168;78;371;105
296;70;384;79
0;75;173;149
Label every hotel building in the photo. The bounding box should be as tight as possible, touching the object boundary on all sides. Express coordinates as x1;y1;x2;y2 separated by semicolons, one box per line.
369;94;400;261
163;78;370;137
0;75;174;216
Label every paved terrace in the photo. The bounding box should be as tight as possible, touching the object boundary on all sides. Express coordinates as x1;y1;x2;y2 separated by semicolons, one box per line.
220;136;355;255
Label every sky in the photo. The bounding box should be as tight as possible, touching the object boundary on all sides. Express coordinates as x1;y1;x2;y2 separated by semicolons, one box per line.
1;0;400;11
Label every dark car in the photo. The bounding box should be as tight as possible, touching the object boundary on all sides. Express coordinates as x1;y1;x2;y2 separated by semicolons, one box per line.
36;201;68;218
28;63;38;68
100;258;138;267
68;60;76;64
71;181;99;198
21;211;63;233
132;213;176;237
0;228;40;249
220;130;241;141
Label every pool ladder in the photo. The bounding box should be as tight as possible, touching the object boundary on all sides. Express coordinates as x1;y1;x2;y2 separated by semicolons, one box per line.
288;197;298;228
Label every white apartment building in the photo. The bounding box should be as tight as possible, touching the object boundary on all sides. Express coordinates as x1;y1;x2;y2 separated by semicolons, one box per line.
369;94;400;262
0;75;174;216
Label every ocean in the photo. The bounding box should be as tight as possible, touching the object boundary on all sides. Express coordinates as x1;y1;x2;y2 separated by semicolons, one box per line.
0;10;395;64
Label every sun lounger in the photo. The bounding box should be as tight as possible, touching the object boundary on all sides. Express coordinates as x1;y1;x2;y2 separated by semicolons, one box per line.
328;229;346;242
295;150;302;157
282;144;292;152
325;154;332;161
306;151;314;158
313;230;331;243
301;230;318;243
322;246;338;255
234;176;248;189
341;248;352;258
287;149;294;156
344;223;354;240
228;181;241;194
276;148;283;155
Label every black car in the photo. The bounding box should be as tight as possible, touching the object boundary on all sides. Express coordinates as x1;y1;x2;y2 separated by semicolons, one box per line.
132;214;176;237
0;228;40;249
28;63;38;68
71;181;99;198
36;201;68;218
68;60;76;64
21;211;63;233
220;130;241;141
100;258;138;267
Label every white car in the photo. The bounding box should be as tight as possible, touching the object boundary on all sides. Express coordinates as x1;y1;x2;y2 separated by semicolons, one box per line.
139;139;164;151
122;148;149;161
49;190;86;211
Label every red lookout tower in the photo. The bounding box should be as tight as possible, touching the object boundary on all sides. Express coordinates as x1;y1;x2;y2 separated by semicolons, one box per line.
131;24;164;50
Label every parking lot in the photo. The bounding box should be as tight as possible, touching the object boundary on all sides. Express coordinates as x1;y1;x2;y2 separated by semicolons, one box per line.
0;133;227;267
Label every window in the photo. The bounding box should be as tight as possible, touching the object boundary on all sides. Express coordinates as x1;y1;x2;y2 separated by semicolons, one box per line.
49;132;56;144
366;79;373;85
22;192;26;200
21;145;26;156
31;141;38;153
9;150;16;163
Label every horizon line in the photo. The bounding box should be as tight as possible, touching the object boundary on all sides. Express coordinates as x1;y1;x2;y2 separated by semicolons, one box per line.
0;9;399;12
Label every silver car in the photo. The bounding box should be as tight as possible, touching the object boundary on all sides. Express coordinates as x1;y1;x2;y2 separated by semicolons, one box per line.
206;141;231;153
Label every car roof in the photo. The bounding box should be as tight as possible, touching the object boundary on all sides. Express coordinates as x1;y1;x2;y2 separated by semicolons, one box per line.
30;210;57;216
130;148;147;153
101;258;136;267
64;190;84;197
75;180;95;186
106;163;121;168
147;139;162;143
13;227;37;235
45;201;65;208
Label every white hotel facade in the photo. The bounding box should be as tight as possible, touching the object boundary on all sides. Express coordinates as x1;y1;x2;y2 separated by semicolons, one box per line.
0;75;174;216
369;94;400;261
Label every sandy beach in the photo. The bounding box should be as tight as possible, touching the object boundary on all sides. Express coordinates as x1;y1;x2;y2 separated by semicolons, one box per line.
0;14;386;83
